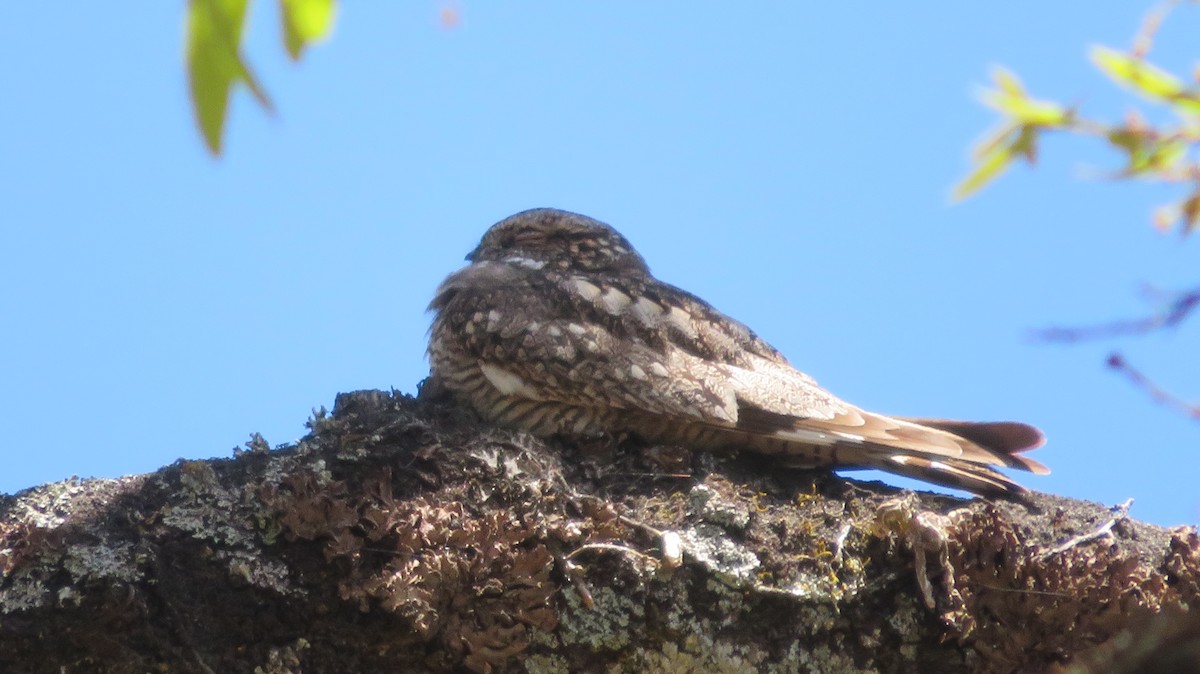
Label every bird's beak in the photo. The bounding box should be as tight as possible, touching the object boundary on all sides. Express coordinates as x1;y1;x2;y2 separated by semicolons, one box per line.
465;245;480;262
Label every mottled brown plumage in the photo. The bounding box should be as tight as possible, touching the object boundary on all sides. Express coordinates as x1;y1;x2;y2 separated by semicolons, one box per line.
428;208;1048;497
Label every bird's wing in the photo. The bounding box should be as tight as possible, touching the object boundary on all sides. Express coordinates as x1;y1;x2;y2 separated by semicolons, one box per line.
465;302;945;462
466;312;744;425
431;263;750;425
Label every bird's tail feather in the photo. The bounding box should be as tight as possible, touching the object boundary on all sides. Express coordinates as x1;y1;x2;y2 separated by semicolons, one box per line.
892;414;1051;472
894;417;1049;475
750;411;1048;498
846;447;1029;497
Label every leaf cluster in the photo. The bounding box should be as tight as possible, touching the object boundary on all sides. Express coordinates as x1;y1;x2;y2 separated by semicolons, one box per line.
186;0;337;155
956;1;1200;236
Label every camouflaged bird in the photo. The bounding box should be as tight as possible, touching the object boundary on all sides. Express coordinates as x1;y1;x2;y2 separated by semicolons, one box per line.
427;208;1048;497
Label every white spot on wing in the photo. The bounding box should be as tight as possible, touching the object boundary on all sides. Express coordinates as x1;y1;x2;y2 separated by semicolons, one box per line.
480;362;537;397
570;277;602;302
648;362;669;377
600;288;632;314
504;256;545;269
632;297;664;327
666;306;698;338
629;364;646;380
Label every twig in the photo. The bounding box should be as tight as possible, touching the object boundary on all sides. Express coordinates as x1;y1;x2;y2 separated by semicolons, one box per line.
1132;0;1178;58
1030;285;1200;420
1107;354;1200;419
564;542;659;565
1033;287;1200;342
617;514;664;537
616;515;683;568
1038;498;1134;560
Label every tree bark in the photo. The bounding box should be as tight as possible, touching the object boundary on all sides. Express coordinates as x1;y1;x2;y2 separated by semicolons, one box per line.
1;390;1197;673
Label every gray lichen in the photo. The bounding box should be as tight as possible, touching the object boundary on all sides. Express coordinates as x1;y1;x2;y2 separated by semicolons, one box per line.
678;523;761;588
556;585;644;652
0;390;1196;674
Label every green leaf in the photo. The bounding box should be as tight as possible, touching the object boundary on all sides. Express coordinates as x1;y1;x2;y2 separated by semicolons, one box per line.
953;136;1017;201
281;0;337;60
992;66;1026;98
970;121;1018;161
186;0;274;155
977;67;1070;127
1113;132;1187;175
1090;45;1200;115
1090;45;1187;103
980;89;1070;127
1147;138;1187;172
1168;92;1200;115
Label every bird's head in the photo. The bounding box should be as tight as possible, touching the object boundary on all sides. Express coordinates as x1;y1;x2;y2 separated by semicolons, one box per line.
467;208;650;275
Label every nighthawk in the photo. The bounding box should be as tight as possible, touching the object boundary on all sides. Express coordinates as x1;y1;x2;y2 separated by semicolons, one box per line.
428;208;1047;497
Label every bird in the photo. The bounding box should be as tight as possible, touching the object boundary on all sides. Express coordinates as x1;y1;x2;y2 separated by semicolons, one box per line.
427;208;1048;497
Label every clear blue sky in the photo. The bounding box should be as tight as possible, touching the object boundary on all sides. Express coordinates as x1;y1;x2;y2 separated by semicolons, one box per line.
2;4;1197;525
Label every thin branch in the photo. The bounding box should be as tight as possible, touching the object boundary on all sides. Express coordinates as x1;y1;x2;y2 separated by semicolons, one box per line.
1107;353;1200;419
1132;0;1179;57
1038;499;1133;560
1033;286;1200;342
564;542;659;565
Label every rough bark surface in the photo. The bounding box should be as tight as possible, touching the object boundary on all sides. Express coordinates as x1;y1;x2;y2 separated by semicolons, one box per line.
0;389;1197;674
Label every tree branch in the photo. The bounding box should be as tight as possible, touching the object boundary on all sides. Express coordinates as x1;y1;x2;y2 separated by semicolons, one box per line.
1107;353;1200;420
1033;286;1200;342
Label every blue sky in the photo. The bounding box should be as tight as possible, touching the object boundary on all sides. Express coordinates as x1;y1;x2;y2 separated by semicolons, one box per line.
2;4;1197;526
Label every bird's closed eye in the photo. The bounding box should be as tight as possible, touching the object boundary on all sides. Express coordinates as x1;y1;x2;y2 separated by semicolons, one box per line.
513;228;549;247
